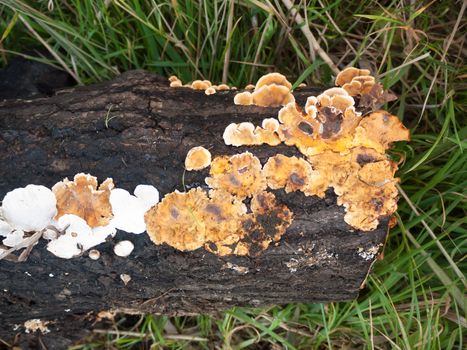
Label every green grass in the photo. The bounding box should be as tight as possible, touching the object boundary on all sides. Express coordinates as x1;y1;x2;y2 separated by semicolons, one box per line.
1;0;465;349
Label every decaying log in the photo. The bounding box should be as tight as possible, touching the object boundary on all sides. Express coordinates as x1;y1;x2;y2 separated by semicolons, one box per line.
0;70;388;345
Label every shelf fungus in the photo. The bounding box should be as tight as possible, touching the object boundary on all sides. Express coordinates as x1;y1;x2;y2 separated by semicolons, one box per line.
336;67;397;113
223;119;282;146
168;76;232;95
185;146;212;171
222;69;410;232
144;187;292;256
205;152;266;199
234;72;295;107
263;154;328;198
53;173;114;228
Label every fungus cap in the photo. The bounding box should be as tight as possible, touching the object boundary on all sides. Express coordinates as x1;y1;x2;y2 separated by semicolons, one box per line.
145;188;209;251
133;184;159;209
169;80;183;88
335;67;371;86
233;91;253;105
185;146;212;171
191;80;211;90
114;240;134;257
205;152;266;199
52;173;114;228
205;87;216;95
252;84;295;107
47;214;115;259
255;72;292;90
109;187;157;234
2;185;57;232
0;220;13;237
2;230;25;247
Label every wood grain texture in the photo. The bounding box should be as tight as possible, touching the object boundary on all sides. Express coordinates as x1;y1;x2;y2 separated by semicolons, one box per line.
0;70;388;346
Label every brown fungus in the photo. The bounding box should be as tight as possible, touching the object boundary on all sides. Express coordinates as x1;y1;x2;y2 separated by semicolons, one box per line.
308;147;399;231
335;67;397;112
335;67;371;87
185;146;212;171
352;111;410;153
145;188;209;251
52;173;114;227
144;187;292;257
263;154;327;197
234;192;293;256
205;152;266;199
217;84;230;91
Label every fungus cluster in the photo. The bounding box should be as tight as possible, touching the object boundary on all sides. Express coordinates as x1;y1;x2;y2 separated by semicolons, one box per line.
145;160;293;257
168;75;232;95
335;67;397;113
221;67;409;231
233;73;295;107
0;173;159;260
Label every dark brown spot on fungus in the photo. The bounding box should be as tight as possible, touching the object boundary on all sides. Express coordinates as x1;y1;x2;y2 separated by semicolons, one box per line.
205;152;266;199
298;121;314;135
319;107;343;139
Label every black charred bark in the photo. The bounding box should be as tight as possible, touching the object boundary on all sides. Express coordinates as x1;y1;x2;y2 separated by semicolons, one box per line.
0;70;388;347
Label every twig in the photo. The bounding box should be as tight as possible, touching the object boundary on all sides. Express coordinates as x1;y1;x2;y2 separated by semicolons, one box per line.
280;0;339;74
0;230;43;260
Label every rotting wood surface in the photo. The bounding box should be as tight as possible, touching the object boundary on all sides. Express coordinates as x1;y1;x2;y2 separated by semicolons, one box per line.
0;70;388;346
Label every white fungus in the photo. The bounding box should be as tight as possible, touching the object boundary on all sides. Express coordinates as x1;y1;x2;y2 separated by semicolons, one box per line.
47;215;115;259
114;240;134;257
88;249;100;260
0;220;12;237
109;185;159;234
2;230;25;247
2;185;56;232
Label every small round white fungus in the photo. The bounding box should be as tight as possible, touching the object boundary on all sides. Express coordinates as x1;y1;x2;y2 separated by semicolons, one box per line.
88;249;100;260
114;240;134;257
